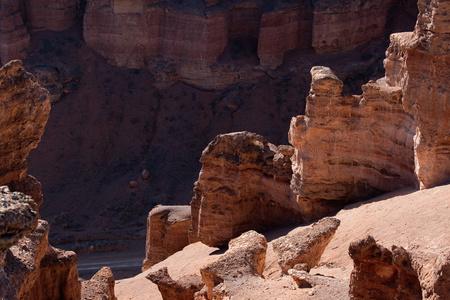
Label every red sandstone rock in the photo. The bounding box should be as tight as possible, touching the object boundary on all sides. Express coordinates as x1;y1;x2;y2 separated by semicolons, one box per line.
81;266;117;300
271;217;340;273
0;60;50;187
349;235;422;300
22;0;81;32
0;0;30;64
0;220;81;300
189;131;303;247
288;66;416;205
143;205;191;270
147;267;204;300
384;0;450;189
199;230;267;299
312;0;391;53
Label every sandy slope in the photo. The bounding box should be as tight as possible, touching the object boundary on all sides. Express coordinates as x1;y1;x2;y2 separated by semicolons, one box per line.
115;183;450;299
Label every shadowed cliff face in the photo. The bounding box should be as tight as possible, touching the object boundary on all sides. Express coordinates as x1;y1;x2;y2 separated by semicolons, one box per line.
18;0;418;247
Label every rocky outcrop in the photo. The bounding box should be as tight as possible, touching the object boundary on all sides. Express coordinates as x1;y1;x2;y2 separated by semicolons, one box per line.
0;60;50;189
189;131;303;247
0;186;38;252
199;230;267;299
384;0;450;189
143;205;191;271
83;0;404;88
311;0;392;53
0;0;30;65
21;0;82;32
289;66;416;205
147;267;204;300
349;236;422;299
81;266;117;300
272;217;340;273
0;220;81;300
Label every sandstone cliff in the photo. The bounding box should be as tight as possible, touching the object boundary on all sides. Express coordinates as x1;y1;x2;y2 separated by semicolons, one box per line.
189;131;303;247
82;0;409;88
384;0;450;189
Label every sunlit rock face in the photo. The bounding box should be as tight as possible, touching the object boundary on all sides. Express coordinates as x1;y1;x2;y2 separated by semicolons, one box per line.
289;66;416;205
384;0;450;189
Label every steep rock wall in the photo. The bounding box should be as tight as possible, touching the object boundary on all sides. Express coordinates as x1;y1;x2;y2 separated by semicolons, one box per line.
189;131;303;247
0;0;29;65
384;0;450;189
288;66;416;203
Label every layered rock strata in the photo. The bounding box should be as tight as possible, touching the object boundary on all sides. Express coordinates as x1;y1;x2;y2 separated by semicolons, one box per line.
143;205;191;271
289;66;416;204
272;217;340;273
83;0;402;88
384;0;450;189
189;131;303;247
0;220;81;300
81;266;117;300
0;0;30;65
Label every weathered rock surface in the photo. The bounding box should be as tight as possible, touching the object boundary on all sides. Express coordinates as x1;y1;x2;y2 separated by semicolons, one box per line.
0;186;38;252
143;205;191;271
189;131;303;247
0;60;50;187
0;220;81;300
311;0;392;53
147;267;204;300
349;235;422;300
272;217;340;273
81;266;117;300
289;66;416;205
83;0;405;88
199;230;267;299
22;0;82;32
384;0;450;189
0;0;30;64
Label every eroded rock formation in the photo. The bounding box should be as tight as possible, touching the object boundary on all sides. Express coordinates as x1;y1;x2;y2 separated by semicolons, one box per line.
384;0;450;189
83;0;406;88
143;205;191;271
0;220;81;300
81;266;117;300
147;267;204;300
199;230;267;299
289;66;416;205
0;0;30;65
349;236;421;299
272;217;340;273
189;131;302;247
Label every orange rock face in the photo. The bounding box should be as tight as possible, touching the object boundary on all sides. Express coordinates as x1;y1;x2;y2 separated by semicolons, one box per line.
82;266;117;300
83;0;402;88
189;132;303;247
288;66;416;204
143;205;191;271
384;0;450;189
0;220;81;300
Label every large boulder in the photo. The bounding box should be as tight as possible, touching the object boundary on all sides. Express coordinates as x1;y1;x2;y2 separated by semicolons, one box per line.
81;266;117;300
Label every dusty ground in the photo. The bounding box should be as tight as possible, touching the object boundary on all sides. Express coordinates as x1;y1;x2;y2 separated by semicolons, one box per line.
115;183;450;299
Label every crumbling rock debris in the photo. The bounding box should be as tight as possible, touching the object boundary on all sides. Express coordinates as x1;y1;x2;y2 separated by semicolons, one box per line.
81;266;117;300
143;205;191;271
147;267;204;300
0;186;38;252
272;217;341;273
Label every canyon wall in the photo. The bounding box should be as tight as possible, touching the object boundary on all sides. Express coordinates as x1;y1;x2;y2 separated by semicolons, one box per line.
384;0;450;189
189;132;303;247
83;0;402;88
